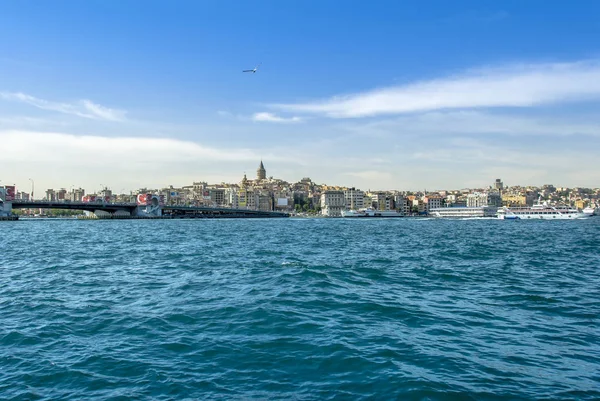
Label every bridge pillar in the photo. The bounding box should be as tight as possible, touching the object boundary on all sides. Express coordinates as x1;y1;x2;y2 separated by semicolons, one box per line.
0;187;13;216
0;200;12;217
85;209;132;218
93;210;112;218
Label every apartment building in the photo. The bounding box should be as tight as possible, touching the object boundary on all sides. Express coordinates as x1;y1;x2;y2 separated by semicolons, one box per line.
344;188;364;210
321;190;345;217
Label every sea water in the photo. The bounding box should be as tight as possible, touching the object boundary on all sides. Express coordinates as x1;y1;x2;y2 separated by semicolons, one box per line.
1;218;599;400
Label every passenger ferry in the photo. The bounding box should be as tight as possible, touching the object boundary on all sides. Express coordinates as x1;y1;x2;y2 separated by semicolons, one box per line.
430;206;498;218
341;208;402;218
497;201;587;220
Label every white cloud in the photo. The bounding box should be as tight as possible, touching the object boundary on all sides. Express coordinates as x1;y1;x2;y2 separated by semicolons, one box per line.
0;130;274;191
273;60;600;118
339;110;600;138
252;112;302;123
0;130;262;163
80;100;124;121
0;92;126;121
343;170;394;182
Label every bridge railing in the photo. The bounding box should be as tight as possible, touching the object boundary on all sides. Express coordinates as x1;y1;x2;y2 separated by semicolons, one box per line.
12;200;138;206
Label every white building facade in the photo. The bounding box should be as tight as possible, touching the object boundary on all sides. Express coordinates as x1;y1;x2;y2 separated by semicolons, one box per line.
467;192;502;208
344;188;364;210
321;190;346;217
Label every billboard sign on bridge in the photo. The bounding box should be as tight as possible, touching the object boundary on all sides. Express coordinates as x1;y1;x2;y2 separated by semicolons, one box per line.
136;194;165;206
4;186;15;201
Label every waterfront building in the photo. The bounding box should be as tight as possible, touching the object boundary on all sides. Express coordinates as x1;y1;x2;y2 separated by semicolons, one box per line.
385;195;394;210
411;198;426;214
501;194;520;205
258;193;272;211
293;191;309;207
393;194;407;214
70;188;85;202
16;192;30;201
369;192;391;210
237;188;259;209
273;190;293;211
445;194;458;204
394;194;410;215
321;190;345;217
99;187;112;199
192;181;207;193
344;188;364;210
467;192;502;207
298;177;313;192
502;192;536;207
162;186;185;205
210;188;226;206
424;195;442;212
226;188;240;208
52;188;67;201
45;189;56;201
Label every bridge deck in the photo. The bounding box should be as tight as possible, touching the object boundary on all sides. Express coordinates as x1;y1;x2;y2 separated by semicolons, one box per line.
10;201;289;218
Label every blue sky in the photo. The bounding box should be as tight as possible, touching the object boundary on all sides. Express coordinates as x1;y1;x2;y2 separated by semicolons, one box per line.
2;1;600;193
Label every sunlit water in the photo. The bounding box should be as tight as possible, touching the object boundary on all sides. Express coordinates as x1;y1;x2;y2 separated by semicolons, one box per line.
1;218;599;400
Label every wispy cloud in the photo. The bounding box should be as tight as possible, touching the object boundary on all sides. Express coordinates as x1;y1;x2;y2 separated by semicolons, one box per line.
0;130;262;163
0;130;291;191
273;61;600;118
0;92;126;121
339;111;600;138
252;112;302;123
343;170;394;182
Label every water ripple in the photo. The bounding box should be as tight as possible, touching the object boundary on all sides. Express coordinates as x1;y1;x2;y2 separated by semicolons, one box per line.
1;218;599;400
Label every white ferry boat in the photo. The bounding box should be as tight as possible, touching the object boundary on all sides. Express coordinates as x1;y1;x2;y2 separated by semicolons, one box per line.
497;201;587;220
341;208;402;218
430;206;498;218
583;206;597;216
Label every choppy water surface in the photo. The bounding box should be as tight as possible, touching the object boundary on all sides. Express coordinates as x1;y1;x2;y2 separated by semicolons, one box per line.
1;218;599;400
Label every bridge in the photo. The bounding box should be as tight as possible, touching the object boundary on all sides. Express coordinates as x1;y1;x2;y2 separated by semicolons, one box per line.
1;200;289;219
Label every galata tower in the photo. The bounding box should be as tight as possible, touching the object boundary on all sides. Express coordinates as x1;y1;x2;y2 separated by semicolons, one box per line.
257;160;266;181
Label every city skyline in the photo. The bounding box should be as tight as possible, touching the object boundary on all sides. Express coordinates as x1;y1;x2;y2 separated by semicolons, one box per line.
2;1;600;192
7;162;600;201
